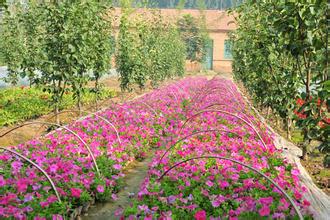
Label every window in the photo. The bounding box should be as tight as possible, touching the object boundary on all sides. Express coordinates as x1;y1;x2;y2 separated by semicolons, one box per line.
224;39;232;59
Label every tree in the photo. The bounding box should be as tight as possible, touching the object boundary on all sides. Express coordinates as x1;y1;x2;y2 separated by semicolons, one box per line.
230;0;328;162
0;0;114;122
177;14;209;63
116;3;185;91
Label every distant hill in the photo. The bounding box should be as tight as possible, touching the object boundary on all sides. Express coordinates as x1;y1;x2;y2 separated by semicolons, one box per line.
112;0;243;10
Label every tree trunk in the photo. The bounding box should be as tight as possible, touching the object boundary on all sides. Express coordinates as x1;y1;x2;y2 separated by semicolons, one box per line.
286;117;292;140
266;106;271;119
95;78;99;111
55;104;60;125
301;56;311;160
77;93;82;116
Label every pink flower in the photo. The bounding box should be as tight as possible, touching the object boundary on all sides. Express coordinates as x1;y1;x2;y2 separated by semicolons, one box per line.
167;195;176;204
97;185;104;193
16;178;28;193
24;194;33;203
303;200;311;206
112;193;118;201
206;180;214;187
47;195;58;204
219;180;229;189
138;204;149;212
0;175;5;187
211;200;221;208
40;201;49;208
258;197;273;205
294;191;302;200
0;193;17;205
11;161;23;173
113;164;122;170
258;205;270;216
52;215;64;220
49;164;58;173
71;188;82;198
195;210;207;220
34;217;46;220
291;169;300;176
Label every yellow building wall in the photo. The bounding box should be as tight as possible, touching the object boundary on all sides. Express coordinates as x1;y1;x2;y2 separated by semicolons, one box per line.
210;32;232;73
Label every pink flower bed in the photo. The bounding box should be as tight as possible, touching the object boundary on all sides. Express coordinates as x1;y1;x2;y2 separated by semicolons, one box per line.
119;77;313;219
0;100;160;219
0;77;312;219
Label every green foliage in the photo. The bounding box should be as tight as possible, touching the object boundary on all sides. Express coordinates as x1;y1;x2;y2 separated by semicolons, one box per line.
116;6;186;91
0;86;116;127
177;14;210;62
0;0;114;118
0;0;6;9
230;0;329;159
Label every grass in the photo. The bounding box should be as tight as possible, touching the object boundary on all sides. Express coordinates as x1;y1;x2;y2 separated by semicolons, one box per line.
0;86;117;127
291;129;304;144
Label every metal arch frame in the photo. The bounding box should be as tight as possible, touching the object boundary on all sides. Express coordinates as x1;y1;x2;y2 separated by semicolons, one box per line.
41;110;122;144
129;100;160;118
157;155;303;220
0;121;101;176
0;146;62;203
158;128;243;166
178;109;268;151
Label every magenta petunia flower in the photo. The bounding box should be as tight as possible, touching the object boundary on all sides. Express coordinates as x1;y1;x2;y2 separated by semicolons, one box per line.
0;175;5;187
205;180;214;187
211;200;221;208
52;214;64;220
111;193;118;201
258;205;270;216
258;197;273;205
97;185;104;193
194;210;207;220
113;164;122;170
71;188;82;198
16;178;28;193
218;180;229;189
49;164;58;173
11;161;23;173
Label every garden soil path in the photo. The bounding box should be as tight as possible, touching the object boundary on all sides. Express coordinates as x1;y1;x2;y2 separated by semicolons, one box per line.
81;157;153;220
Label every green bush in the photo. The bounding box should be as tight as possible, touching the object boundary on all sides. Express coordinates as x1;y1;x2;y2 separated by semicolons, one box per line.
0;86;116;127
230;0;328;160
116;7;186;91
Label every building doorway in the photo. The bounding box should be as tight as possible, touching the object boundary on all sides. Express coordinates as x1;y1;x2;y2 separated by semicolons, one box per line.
203;39;214;70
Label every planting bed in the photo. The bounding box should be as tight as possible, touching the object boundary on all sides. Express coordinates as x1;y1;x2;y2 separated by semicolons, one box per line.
1;77;313;219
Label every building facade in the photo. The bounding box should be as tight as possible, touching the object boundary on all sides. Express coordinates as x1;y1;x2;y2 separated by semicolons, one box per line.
159;9;236;73
113;8;236;73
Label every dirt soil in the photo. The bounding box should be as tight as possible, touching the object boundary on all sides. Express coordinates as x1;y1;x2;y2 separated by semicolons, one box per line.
81;156;153;220
301;153;330;196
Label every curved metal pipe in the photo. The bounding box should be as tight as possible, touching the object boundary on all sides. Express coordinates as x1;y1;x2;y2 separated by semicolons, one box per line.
41;110;122;144
178;110;267;151
157;155;303;220
0;121;100;176
0;146;61;203
158;129;242;166
130;100;159;118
